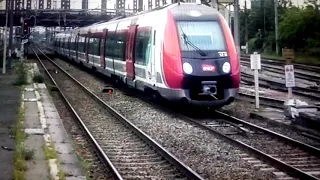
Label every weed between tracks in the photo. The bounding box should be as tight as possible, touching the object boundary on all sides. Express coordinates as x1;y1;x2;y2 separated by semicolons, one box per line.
33;73;44;83
14;101;35;180
13;62;28;86
43;139;66;180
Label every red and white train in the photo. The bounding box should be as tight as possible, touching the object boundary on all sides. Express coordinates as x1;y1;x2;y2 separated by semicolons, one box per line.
53;2;240;108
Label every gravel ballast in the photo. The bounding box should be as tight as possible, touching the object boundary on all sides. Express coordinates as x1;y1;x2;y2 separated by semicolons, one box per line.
222;100;320;149
36;61;114;180
52;58;278;179
39;59;191;179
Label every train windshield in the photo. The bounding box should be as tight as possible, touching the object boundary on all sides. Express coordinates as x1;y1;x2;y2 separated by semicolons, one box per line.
176;21;226;52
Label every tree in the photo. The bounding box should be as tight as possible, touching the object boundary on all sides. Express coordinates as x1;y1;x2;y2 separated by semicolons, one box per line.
279;5;320;56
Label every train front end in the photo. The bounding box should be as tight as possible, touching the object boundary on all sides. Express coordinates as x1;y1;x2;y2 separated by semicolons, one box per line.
161;3;240;108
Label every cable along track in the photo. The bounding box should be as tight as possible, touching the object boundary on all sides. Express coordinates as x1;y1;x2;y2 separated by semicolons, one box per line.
32;47;203;180
185;111;320;180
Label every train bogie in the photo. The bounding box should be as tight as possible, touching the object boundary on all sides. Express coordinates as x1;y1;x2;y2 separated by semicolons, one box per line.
53;3;240;108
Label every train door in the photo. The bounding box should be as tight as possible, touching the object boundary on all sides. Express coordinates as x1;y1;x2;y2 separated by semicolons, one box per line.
146;29;156;85
125;23;138;83
100;29;108;69
75;34;79;62
68;36;71;58
85;33;89;63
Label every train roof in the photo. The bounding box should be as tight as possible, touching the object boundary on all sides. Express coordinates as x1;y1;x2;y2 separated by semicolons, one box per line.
55;2;220;38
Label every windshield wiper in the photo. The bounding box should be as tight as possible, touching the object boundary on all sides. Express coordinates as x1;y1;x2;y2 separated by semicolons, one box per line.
181;33;206;56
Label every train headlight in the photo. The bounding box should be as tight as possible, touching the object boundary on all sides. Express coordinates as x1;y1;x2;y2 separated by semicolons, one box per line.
222;62;231;73
183;62;193;74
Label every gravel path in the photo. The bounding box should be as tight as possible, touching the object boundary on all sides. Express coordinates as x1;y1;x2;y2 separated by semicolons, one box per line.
52;58;277;179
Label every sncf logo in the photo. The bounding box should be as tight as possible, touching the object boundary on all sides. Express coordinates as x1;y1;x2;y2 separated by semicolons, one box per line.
202;64;216;72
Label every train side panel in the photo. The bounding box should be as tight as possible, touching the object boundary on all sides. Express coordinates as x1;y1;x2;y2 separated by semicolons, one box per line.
52;3;240;108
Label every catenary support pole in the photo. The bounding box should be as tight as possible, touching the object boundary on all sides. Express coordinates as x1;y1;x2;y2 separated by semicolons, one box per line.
211;0;218;9
234;0;240;59
245;0;249;54
274;0;280;55
2;5;9;74
8;0;14;69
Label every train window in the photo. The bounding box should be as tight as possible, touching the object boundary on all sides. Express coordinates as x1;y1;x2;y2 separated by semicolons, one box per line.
135;27;152;65
105;31;116;58
94;38;100;56
88;38;100;56
73;36;77;50
62;38;65;48
176;21;226;51
64;38;67;49
67;36;71;49
65;38;68;49
69;36;73;50
82;36;86;52
115;30;127;61
77;37;81;52
113;33;121;59
84;36;88;53
61;39;64;48
77;36;85;53
74;35;78;51
88;38;94;55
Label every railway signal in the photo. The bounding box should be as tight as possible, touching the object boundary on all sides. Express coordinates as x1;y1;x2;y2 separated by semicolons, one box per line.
250;52;261;109
103;86;114;94
23;19;30;35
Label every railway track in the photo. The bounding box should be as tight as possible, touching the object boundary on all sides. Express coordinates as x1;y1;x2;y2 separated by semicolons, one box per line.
36;45;320;179
182;110;320;180
237;91;285;108
240;61;320;84
32;47;203;180
240;55;320;74
241;72;320;101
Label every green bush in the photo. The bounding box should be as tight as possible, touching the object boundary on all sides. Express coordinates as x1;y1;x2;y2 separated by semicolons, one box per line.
33;73;44;83
13;62;27;86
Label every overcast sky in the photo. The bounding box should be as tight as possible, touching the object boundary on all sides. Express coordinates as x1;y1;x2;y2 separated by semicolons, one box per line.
0;0;305;12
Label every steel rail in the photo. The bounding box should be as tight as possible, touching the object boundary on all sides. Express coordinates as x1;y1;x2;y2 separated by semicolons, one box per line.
34;46;204;180
36;45;319;179
215;110;320;156
240;55;320;73
241;73;320;100
143;102;320;180
240;61;320;83
182;111;320;180
237;92;284;108
31;48;124;180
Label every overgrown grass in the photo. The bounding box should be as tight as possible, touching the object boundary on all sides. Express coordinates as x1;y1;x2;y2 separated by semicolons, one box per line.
13;105;34;180
72;141;93;180
47;84;58;91
43;142;65;180
14;106;26;180
33;73;44;83
44;143;57;160
13;62;28;86
261;52;320;65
